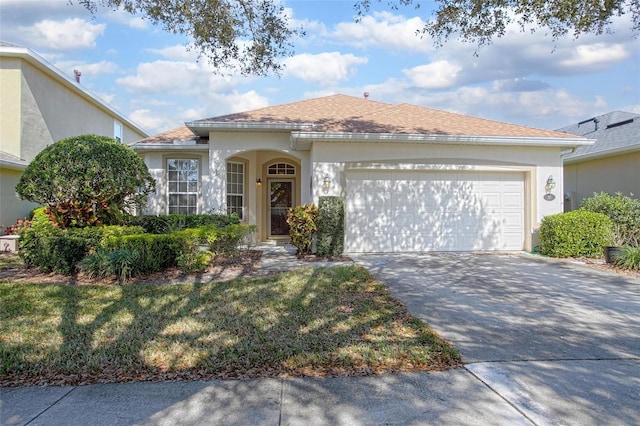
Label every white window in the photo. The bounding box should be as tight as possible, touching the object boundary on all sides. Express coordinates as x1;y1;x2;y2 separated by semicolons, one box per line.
167;159;199;214
114;121;123;142
268;163;295;175
227;161;244;219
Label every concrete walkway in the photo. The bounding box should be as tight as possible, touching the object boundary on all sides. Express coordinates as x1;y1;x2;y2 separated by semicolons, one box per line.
2;248;639;425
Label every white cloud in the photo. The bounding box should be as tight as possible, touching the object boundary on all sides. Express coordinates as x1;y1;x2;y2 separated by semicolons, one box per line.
54;60;119;77
147;45;200;62
560;43;629;69
106;9;147;30
116;60;238;94
19;18;106;50
284;52;368;85
129;109;174;133
330;12;431;53
128;90;269;134
403;61;463;90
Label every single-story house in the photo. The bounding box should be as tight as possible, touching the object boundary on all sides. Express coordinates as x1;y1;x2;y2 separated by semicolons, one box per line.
131;94;590;253
0;41;148;228
558;111;640;211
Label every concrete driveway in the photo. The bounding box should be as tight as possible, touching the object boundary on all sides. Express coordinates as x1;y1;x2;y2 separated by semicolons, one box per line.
352;253;640;425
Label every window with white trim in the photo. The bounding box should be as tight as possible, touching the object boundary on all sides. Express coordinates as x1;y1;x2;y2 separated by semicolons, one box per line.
167;159;199;214
268;163;295;175
226;161;244;219
114;121;123;142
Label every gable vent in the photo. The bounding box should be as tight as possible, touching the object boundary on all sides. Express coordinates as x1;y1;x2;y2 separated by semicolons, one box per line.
606;118;634;129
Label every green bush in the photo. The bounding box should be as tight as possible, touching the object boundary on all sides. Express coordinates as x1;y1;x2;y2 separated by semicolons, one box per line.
15;134;154;228
129;213;240;234
614;246;640;270
78;247;141;283
102;234;181;274
19;208;143;274
316;197;345;257
207;224;255;256
286;204;318;255
539;210;613;258
581;192;640;246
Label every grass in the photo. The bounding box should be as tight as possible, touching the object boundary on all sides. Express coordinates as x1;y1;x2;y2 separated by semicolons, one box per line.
0;265;461;386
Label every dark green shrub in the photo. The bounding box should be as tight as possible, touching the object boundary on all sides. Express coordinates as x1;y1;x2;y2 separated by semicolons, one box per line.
130;213;240;234
316;197;345;257
286;204;318;255
19;208;143;274
78;247;141;283
15;134;154;228
581;192;640;246
614;246;640;270
539;210;613;258
102;234;181;274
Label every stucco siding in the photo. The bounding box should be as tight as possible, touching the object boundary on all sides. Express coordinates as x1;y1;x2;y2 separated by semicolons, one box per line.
0;168;39;228
0;60;22;158
563;152;640;210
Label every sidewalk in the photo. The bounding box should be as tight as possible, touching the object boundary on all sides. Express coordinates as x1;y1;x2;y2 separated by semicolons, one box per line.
1;371;531;426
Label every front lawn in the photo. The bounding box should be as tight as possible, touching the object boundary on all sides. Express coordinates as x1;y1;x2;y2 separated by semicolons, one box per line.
0;266;461;386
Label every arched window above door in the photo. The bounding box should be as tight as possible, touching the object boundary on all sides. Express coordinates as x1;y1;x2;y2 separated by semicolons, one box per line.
267;163;295;176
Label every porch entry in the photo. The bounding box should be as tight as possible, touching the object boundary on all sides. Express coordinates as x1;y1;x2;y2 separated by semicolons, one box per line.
268;179;294;237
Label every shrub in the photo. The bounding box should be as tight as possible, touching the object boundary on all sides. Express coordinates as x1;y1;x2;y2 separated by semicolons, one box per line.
102;234;181;274
539;210;613;258
129;213;241;234
19;208;143;274
207;224;255;256
614;246;640;270
15;135;155;228
581;192;640;246
287;204;318;255
78;247;141;283
316;196;345;257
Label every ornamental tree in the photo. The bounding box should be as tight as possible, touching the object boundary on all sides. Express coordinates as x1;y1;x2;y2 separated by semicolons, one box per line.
16;135;155;228
356;0;640;47
76;0;300;76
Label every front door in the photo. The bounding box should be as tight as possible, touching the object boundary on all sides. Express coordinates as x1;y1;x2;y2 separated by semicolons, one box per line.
269;179;294;237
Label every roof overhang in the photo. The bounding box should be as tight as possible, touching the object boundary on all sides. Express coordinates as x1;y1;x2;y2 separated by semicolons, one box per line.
289;131;594;151
131;143;209;152
563;144;640;164
0;46;149;138
185;121;315;137
0;158;27;171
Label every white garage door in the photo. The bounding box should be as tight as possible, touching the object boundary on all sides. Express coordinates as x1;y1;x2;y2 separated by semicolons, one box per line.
345;170;525;252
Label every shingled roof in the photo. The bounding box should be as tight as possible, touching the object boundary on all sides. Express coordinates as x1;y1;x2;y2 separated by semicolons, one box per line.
557;111;640;163
133;94;581;145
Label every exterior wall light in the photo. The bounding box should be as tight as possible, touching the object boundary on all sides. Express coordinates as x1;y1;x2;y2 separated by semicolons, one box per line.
256;178;262;185
545;175;556;194
322;175;331;190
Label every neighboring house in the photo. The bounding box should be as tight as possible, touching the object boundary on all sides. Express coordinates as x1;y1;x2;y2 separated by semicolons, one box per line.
558;111;640;211
131;94;590;253
0;42;148;228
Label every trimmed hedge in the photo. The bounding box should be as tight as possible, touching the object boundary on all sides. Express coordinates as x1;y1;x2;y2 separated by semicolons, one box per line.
102;233;182;274
539;210;613;258
19;208;143;274
128;213;240;234
316;196;345;257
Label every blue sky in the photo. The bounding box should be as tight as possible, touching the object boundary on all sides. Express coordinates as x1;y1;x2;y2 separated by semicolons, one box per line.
1;0;639;135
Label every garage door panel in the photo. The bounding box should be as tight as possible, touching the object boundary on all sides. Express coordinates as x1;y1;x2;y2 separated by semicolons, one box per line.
346;171;525;252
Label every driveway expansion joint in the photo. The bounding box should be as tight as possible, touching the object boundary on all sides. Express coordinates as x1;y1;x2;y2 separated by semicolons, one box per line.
23;386;77;425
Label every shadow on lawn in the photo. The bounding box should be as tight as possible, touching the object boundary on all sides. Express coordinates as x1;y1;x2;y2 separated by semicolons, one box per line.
5;265;459;386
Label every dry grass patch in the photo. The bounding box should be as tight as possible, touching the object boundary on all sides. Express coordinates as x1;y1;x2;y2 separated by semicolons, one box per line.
0;266;461;386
